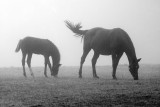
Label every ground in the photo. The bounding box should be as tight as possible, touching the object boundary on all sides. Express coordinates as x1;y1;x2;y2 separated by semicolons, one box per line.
0;65;160;107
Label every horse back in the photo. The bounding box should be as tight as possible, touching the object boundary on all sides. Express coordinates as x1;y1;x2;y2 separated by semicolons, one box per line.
84;28;132;55
21;37;54;55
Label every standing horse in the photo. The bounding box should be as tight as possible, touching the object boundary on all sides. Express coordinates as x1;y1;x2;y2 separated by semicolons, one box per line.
15;36;61;78
65;21;141;80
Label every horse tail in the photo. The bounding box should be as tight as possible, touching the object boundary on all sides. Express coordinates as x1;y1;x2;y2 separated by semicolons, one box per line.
64;20;88;39
15;39;22;52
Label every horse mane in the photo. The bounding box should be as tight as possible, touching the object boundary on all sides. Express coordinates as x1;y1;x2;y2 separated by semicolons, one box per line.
51;42;61;64
64;20;88;40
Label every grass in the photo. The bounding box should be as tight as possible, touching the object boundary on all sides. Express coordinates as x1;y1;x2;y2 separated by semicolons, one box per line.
0;65;160;107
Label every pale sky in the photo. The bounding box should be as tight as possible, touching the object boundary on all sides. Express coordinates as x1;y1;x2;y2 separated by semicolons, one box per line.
0;0;160;67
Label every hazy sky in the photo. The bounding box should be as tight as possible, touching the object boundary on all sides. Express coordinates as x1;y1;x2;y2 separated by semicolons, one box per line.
0;0;160;67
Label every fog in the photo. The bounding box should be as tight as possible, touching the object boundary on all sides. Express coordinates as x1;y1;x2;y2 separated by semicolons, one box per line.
0;0;160;67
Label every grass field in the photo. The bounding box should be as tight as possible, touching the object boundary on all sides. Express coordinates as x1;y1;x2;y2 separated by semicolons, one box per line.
0;64;160;107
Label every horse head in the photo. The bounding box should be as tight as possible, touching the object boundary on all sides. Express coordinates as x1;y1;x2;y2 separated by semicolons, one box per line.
129;58;141;80
51;64;61;77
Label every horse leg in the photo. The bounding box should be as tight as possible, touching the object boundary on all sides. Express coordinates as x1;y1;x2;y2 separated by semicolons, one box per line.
44;56;51;77
44;56;48;77
27;53;35;78
92;52;99;78
47;59;52;76
79;48;91;78
22;52;27;77
112;52;123;80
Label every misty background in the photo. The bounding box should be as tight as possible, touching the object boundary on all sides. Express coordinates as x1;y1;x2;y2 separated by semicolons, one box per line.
0;0;160;67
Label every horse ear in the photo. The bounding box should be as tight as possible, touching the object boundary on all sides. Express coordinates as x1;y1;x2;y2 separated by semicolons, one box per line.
137;58;141;62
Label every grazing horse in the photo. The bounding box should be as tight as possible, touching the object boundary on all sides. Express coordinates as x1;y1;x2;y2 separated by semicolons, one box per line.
15;36;61;78
65;21;141;80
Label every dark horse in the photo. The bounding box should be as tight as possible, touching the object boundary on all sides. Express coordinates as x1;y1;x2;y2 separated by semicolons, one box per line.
65;21;141;80
15;36;61;78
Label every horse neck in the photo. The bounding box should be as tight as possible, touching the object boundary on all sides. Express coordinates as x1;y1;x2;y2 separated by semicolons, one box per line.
50;45;60;65
125;45;137;65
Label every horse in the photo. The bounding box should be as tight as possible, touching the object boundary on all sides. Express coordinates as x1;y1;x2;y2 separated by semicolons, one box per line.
65;20;141;80
15;36;61;78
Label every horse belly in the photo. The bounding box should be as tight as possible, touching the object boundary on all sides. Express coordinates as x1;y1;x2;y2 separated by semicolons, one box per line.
100;50;112;55
99;47;112;55
34;48;48;55
92;42;112;55
27;45;49;55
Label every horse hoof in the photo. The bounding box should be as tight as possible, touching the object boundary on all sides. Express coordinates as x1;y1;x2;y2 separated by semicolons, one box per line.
94;76;99;79
45;75;48;78
23;73;27;77
53;75;58;78
31;74;35;79
79;75;82;78
113;77;117;80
